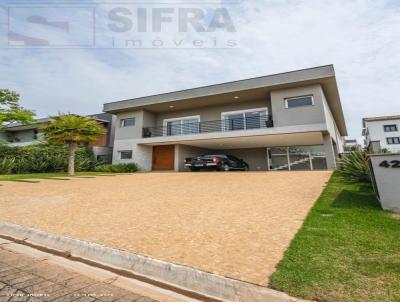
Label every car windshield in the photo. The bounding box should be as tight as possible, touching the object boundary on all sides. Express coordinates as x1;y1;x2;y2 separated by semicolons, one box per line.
227;155;240;161
201;154;227;159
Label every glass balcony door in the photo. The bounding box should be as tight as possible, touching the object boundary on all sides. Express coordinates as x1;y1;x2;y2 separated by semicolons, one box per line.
223;108;268;131
165;116;200;136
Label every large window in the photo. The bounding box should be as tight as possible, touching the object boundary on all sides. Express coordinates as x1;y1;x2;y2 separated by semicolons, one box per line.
268;146;327;171
387;137;400;144
120;118;135;127
284;96;314;108
164;116;200;136
222;108;268;131
384;124;398;132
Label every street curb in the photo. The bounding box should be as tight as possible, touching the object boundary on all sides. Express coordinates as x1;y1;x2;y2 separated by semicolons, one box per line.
0;221;302;302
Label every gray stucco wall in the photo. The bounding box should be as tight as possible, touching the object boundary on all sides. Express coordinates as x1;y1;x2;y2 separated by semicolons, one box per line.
270;84;326;128
369;154;400;213
112;139;153;171
323;133;337;169
321;91;345;153
155;99;270;126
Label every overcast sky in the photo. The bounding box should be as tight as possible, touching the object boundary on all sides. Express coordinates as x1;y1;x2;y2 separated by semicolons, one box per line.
1;0;399;141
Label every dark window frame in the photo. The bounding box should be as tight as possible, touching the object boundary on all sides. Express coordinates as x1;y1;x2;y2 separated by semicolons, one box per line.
120;118;136;127
383;124;398;132
386;137;400;145
119;150;133;159
284;95;314;109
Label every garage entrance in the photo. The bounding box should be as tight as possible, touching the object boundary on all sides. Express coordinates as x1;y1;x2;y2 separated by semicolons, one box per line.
152;145;175;170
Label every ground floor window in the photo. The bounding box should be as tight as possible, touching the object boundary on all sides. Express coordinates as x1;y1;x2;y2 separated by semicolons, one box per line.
268;145;327;171
119;150;133;160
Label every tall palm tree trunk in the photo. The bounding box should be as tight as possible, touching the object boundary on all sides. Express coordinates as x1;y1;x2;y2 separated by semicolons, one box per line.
67;141;77;176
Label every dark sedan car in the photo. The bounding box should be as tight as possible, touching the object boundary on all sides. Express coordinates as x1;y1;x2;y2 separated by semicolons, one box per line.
184;154;249;172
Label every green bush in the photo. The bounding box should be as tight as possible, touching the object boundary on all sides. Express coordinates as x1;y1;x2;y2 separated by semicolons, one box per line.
0;144;96;174
0;157;15;174
95;163;139;173
338;149;371;182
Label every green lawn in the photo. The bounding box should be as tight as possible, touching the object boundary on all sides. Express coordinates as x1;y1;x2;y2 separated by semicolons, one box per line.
270;172;400;302
0;172;110;182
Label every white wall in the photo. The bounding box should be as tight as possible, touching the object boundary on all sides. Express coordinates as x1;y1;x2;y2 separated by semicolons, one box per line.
365;119;400;152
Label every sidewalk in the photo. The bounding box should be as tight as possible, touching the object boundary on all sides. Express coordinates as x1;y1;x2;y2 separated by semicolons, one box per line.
0;239;200;302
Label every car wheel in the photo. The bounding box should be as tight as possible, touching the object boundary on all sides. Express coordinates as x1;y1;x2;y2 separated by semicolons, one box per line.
222;164;230;172
190;167;199;172
243;165;249;171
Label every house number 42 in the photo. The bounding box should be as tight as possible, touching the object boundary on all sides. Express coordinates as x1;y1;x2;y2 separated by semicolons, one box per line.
379;160;400;168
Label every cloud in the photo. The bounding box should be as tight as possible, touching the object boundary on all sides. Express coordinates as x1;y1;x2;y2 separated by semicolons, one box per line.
0;0;399;142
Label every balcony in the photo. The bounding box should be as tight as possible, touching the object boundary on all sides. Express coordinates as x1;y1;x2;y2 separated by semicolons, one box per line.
143;115;273;138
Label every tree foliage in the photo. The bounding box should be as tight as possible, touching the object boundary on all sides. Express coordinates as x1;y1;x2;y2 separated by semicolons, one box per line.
0;89;35;129
40;114;105;175
41;114;105;145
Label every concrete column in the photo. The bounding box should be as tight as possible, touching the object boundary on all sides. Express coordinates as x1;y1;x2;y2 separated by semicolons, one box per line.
174;144;180;172
323;133;336;169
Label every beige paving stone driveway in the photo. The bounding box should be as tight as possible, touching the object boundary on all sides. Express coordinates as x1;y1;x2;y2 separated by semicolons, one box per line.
0;172;331;286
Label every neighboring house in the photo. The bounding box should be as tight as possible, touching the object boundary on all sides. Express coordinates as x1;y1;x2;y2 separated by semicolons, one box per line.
103;65;347;172
363;115;400;153
344;139;361;152
0;113;116;162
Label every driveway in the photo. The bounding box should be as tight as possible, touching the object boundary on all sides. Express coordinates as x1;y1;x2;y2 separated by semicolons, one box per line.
0;172;331;286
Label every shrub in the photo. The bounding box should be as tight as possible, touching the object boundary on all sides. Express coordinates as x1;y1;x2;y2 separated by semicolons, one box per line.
0;157;15;174
338;149;371;182
95;163;139;173
0;144;96;174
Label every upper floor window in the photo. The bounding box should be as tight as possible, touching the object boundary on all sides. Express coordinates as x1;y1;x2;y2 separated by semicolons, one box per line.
384;124;398;132
119;150;133;159
284;96;314;108
222;108;268;131
120;118;135;127
386;137;400;145
163;116;200;136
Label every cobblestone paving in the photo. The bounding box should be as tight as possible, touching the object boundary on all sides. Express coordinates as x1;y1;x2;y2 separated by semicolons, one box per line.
0;246;159;302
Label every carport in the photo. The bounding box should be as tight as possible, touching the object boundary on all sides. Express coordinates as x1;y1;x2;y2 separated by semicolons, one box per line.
144;131;333;172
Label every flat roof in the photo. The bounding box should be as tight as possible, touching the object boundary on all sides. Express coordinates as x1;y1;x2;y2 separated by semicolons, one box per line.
362;115;400;128
363;115;400;122
104;65;347;135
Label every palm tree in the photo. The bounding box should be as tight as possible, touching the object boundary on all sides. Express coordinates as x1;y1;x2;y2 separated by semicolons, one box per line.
41;114;105;176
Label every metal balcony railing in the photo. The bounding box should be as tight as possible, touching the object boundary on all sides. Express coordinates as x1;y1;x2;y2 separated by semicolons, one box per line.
142;115;273;138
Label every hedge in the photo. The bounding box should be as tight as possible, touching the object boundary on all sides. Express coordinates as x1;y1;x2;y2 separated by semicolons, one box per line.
0;144;96;174
95;163;139;173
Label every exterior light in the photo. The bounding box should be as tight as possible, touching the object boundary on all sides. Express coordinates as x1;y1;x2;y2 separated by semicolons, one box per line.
169;105;175;108
234;96;240;99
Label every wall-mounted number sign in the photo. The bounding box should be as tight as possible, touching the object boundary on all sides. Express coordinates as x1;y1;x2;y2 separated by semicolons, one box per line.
379;160;400;168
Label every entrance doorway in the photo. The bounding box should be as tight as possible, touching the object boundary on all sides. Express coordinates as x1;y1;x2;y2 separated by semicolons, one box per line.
152;145;175;171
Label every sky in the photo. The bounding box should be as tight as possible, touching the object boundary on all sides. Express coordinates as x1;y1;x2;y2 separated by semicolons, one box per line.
1;0;400;142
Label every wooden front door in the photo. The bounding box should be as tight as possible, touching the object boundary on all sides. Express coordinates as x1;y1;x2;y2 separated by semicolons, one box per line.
152;145;175;171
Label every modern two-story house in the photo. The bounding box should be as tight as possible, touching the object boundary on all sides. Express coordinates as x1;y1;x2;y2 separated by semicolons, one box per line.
103;65;347;172
363;115;400;153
